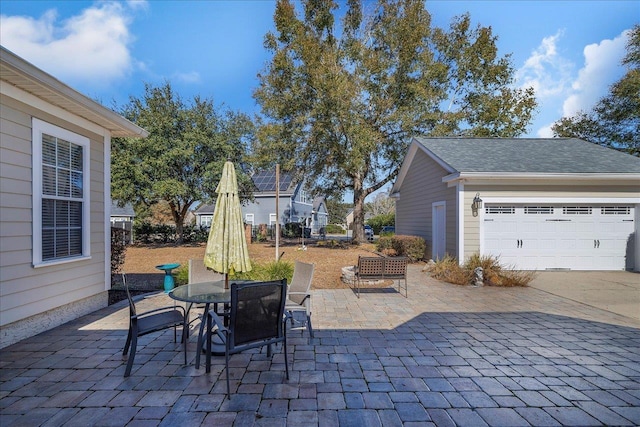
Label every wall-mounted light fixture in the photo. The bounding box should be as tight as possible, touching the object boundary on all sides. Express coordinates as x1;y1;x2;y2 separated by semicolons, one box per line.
471;193;483;217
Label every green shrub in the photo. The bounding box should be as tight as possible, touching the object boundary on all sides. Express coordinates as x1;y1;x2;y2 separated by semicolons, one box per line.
393;235;426;261
174;266;189;286
367;213;395;234
374;235;426;261
233;260;294;284
375;236;395;255
325;224;345;234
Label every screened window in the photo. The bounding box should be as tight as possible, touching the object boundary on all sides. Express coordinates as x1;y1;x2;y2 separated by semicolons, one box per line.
33;119;90;265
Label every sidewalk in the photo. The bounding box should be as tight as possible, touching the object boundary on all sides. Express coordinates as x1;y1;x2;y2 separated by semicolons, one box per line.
1;266;639;426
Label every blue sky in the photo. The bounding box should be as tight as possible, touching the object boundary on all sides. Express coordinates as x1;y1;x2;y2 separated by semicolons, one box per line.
1;0;638;138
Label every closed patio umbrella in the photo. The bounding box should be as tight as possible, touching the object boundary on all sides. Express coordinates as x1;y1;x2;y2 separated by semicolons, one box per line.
204;161;251;288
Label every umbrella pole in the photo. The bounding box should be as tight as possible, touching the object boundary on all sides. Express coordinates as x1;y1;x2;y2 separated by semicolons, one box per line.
225;273;229;290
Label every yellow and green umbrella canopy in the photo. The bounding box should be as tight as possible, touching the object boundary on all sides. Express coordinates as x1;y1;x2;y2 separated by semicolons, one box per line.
204;161;251;287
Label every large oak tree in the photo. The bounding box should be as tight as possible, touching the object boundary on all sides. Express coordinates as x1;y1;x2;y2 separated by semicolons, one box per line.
112;82;254;242
553;25;639;157
253;0;536;241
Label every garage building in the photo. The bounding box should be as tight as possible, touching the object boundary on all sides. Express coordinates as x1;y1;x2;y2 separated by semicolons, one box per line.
390;137;640;271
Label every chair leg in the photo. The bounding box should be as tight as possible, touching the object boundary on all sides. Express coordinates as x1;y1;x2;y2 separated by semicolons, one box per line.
182;322;188;365
195;305;208;369
123;327;132;356
306;315;314;338
225;350;231;398
124;333;138;377
284;334;289;380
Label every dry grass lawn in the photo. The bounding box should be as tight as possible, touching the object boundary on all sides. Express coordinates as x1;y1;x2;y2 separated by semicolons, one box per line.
122;238;381;289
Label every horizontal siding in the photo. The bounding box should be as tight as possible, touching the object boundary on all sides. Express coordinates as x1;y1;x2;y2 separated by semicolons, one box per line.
396;149;457;259
463;187;482;260
0;94;108;327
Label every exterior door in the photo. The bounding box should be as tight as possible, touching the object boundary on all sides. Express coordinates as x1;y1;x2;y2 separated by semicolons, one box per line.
432;202;446;260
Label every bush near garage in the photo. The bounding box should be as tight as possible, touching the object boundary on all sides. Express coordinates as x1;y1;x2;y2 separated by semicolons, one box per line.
375;235;426;262
428;253;536;287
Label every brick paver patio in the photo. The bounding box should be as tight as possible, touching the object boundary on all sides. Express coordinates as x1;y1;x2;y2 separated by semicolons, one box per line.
1;266;639;426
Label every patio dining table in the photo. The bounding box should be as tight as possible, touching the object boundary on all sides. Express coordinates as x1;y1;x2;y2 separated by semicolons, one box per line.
169;281;250;373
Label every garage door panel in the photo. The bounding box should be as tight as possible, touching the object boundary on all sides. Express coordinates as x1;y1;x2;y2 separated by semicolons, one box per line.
482;204;634;271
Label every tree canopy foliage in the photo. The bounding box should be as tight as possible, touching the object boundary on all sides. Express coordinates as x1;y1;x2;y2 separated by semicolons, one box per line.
253;0;537;241
112;82;254;242
553;25;639;157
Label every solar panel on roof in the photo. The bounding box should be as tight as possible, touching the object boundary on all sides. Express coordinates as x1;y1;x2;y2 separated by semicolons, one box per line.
251;170;297;192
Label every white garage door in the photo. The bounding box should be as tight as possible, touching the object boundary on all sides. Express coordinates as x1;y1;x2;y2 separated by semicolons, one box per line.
483;204;635;270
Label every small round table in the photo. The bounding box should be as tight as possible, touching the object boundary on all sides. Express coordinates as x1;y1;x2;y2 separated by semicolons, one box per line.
156;263;180;293
169;280;234;373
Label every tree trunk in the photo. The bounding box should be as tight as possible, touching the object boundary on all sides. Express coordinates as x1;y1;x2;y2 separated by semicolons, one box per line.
169;201;185;244
351;178;367;243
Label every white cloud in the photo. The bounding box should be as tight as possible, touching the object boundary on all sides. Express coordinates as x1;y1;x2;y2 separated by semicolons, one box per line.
561;30;628;116
536;123;555;138
173;71;201;84
516;30;573;98
0;1;145;87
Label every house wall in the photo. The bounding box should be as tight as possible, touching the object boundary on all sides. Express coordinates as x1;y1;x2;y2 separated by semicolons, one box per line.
461;183;640;262
0;94;108;348
243;195;293;225
395;149;457;259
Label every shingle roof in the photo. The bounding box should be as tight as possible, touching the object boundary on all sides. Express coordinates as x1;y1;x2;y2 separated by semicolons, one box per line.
251;170;295;192
110;201;135;216
195;204;215;214
415;137;640;174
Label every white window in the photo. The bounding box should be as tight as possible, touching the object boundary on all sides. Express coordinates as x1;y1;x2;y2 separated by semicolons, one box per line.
200;215;212;227
245;213;254;226
269;213;277;225
32;119;90;266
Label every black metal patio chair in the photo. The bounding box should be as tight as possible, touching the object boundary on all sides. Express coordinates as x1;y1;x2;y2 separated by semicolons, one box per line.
208;279;289;397
122;275;188;377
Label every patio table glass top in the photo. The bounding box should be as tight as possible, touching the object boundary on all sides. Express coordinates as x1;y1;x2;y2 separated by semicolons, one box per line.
169;281;230;305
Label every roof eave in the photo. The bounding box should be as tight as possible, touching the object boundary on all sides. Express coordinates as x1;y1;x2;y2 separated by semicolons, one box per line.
444;172;640;184
1;46;148;138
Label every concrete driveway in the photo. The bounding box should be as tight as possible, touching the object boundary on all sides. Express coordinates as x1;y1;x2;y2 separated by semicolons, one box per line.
528;271;640;322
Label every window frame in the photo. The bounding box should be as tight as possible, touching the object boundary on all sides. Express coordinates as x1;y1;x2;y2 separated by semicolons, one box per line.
32;118;91;267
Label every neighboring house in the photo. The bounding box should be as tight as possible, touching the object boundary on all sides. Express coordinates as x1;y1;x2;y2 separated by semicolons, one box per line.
110;201;135;223
194;203;215;229
346;208;354;231
0;47;148;348
110;201;135;244
390;137;640;271
242;170;329;234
